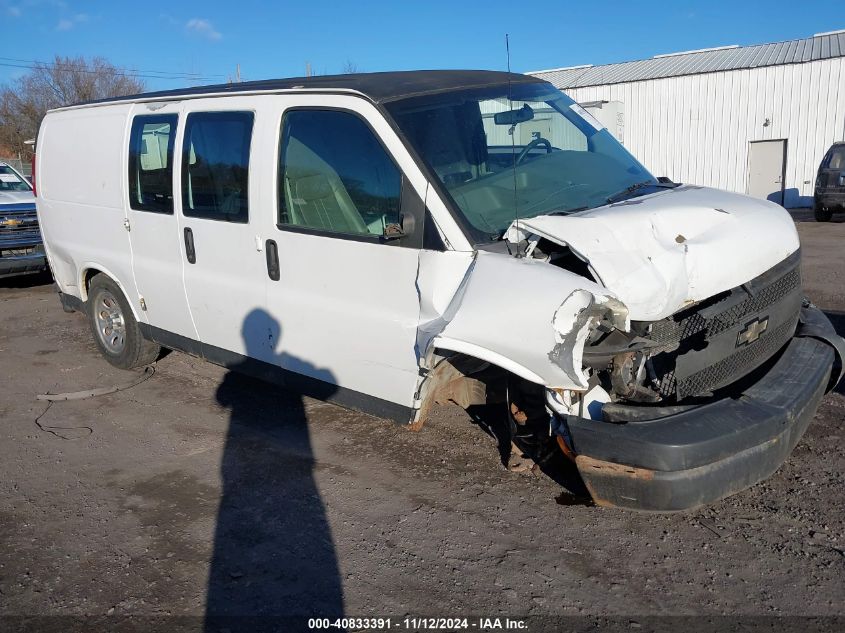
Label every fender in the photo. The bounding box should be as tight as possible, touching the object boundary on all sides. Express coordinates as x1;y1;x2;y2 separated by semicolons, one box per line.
424;250;628;390
77;261;142;322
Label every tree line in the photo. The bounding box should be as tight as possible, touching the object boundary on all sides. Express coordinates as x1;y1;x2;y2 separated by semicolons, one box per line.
0;56;365;162
0;56;145;161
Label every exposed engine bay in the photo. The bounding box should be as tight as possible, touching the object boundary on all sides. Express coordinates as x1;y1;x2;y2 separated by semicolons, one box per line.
535;240;804;407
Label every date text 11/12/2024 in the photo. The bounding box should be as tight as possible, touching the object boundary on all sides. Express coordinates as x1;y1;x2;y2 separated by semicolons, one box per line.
307;617;528;630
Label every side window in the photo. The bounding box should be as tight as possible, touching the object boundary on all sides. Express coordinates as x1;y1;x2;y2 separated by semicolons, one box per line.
128;114;177;213
182;111;253;223
278;109;401;237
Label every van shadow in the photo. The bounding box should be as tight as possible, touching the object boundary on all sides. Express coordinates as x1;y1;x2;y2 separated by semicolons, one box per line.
205;308;343;630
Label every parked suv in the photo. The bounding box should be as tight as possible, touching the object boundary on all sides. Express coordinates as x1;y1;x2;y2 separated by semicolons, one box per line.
814;142;845;221
36;71;844;510
0;161;47;278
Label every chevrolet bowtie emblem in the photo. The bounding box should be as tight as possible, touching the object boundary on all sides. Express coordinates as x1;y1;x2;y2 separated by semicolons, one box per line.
737;317;769;347
1;218;23;227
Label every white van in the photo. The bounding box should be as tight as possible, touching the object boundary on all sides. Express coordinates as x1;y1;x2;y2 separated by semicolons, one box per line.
36;71;843;510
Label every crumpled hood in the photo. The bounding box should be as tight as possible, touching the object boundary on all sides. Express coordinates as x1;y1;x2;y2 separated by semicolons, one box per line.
507;185;800;321
0;190;35;206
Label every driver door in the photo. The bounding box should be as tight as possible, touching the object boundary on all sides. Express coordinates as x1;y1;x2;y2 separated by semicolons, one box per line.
259;95;427;417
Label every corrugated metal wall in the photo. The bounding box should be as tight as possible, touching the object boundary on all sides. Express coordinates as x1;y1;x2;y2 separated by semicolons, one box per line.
561;58;845;207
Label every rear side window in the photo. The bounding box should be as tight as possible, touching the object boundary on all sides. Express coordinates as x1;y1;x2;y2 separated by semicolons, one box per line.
182;111;253;223
278;109;401;237
128;114;177;213
829;148;845;170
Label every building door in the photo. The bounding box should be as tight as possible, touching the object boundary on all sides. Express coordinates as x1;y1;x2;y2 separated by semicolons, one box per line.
748;140;786;205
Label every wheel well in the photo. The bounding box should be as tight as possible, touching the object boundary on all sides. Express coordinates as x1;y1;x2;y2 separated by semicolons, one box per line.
412;350;511;430
81;268;102;300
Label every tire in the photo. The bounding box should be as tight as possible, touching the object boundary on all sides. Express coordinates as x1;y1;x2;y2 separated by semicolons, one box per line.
87;273;160;369
505;376;589;497
814;201;832;222
507;375;557;463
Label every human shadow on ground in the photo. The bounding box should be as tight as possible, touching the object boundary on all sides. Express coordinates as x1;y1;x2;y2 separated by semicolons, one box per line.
204;308;343;631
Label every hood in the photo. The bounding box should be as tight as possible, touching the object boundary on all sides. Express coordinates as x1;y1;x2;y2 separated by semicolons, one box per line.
0;190;36;206
507;185;800;321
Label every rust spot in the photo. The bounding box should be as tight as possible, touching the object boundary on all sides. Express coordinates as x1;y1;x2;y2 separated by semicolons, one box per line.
577;476;612;508
555;435;577;462
575;454;655;481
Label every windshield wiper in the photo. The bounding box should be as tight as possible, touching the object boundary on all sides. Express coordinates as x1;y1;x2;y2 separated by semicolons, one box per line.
606;180;676;204
546;205;589;216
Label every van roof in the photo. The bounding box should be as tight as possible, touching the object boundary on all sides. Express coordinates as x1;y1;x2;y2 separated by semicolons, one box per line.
72;70;545;108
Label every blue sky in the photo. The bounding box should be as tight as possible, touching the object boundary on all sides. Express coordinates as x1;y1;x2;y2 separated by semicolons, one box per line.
1;0;842;90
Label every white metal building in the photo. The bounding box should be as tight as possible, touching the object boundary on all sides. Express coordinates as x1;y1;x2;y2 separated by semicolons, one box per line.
529;31;845;207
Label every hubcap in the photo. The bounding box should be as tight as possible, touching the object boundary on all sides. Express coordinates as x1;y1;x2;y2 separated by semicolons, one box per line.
94;290;126;354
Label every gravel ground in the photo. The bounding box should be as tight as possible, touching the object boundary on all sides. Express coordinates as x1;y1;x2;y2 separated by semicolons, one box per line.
0;219;843;631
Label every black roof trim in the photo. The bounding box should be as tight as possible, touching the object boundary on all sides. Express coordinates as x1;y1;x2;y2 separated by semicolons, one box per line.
74;70;546;108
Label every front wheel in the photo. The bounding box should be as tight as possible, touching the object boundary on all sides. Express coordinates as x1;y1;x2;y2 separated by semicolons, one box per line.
87;274;160;369
507;376;558;467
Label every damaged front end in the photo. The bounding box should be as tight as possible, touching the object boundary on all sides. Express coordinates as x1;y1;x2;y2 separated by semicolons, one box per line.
579;249;805;409
416;191;844;511
524;244;844;511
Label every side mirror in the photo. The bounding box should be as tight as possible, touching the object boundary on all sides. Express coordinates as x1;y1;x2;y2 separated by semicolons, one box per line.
381;211;415;242
381;223;405;241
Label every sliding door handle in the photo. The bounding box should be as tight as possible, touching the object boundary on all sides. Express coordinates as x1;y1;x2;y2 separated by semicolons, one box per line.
184;227;196;264
265;238;280;281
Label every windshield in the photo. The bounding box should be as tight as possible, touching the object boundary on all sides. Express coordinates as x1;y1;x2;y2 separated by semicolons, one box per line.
386;83;656;242
0;165;32;192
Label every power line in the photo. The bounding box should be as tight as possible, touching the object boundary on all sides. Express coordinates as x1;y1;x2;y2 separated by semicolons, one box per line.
0;56;223;78
0;57;224;82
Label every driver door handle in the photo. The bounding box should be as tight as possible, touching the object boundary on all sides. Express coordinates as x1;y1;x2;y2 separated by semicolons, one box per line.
184;227;196;264
266;239;280;281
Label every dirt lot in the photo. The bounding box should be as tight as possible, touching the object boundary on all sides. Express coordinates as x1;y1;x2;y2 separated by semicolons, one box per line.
1;217;843;631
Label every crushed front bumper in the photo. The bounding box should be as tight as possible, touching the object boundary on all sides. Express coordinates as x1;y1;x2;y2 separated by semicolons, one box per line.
564;306;844;512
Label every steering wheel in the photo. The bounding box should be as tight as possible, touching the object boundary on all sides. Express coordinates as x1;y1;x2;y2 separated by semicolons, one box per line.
516;137;552;165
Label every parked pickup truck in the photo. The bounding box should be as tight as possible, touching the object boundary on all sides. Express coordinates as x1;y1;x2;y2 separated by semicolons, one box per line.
0;161;47;278
35;70;844;511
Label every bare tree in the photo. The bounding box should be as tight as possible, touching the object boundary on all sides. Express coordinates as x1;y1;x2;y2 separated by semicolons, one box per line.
0;56;145;161
341;60;361;74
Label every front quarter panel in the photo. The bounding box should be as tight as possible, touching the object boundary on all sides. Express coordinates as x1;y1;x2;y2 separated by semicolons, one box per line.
429;251;627;389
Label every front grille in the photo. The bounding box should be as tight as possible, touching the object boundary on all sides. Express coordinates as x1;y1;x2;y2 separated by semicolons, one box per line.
0;206;41;244
644;251;803;400
673;318;797;399
649;267;800;346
